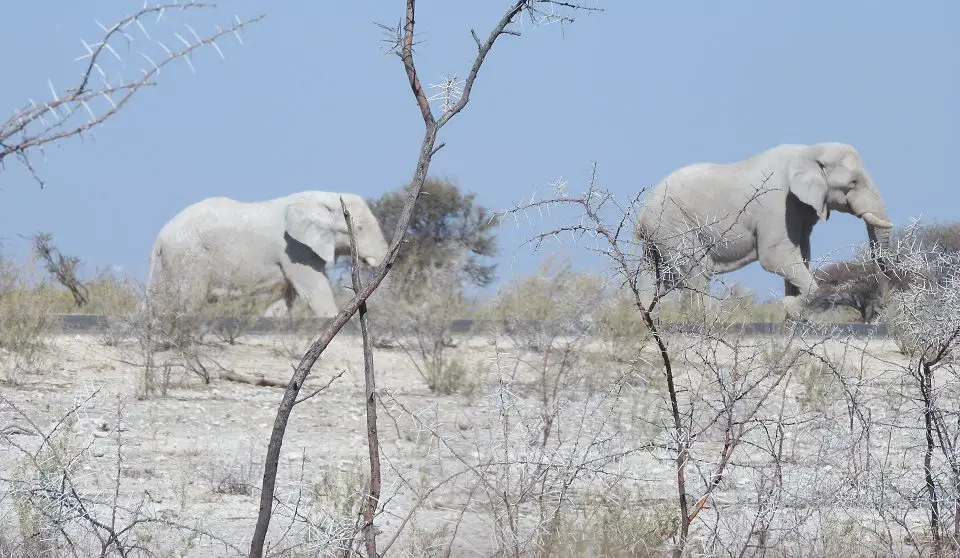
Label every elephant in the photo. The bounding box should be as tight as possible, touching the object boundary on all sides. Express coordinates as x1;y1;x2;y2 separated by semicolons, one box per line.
634;142;894;319
146;191;390;319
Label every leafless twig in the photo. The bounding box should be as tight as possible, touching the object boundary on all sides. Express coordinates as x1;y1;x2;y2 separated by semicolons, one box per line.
0;3;264;186
248;3;599;556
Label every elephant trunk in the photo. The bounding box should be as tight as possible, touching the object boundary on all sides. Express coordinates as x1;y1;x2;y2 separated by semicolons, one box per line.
850;185;894;299
867;223;893;301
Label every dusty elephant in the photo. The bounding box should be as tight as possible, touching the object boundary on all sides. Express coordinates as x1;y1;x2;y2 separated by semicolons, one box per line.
634;142;894;319
147;191;389;319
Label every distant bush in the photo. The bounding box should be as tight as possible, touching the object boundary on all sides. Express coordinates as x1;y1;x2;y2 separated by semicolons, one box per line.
482;256;606;352
0;255;56;383
910;220;960;255
806;260;910;323
368;248;477;395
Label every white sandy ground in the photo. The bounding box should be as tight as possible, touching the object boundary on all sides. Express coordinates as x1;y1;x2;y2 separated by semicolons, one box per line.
0;330;947;557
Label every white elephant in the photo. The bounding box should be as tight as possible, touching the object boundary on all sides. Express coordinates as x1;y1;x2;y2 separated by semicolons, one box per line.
635;143;894;319
147;191;390;319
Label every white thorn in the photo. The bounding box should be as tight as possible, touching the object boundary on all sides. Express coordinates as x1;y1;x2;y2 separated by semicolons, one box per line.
232;16;244;46
183;55;196;74
184;23;201;43
103;42;122;62
135;18;151;40
156;7;165;23
139;53;160;74
44;103;60;122
100;91;117;110
174;32;191;49
94;19;109;33
81;100;96;121
47;79;59;102
158;42;172;57
210;39;225;60
94;62;106;81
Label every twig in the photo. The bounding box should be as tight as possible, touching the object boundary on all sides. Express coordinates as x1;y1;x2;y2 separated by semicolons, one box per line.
294;369;348;404
343;197;382;557
0;4;264;184
247;2;595;555
219;370;289;388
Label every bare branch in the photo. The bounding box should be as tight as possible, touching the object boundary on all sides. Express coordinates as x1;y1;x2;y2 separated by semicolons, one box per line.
0;4;264;184
342;197;382;557
248;1;597;555
400;0;434;126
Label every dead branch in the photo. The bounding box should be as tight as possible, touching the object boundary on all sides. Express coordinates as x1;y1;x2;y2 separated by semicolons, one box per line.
342;197;382;557
219;370;289;388
248;2;598;556
29;232;89;307
0;3;264;185
294;369;348;404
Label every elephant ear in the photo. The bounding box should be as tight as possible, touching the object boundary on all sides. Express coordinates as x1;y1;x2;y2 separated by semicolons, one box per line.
787;156;830;221
284;202;337;263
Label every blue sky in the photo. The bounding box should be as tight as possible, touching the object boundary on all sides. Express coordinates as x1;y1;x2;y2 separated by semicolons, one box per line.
1;1;957;301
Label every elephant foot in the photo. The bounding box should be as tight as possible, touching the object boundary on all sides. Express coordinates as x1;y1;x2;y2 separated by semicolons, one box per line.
780;295;808;322
263;300;290;319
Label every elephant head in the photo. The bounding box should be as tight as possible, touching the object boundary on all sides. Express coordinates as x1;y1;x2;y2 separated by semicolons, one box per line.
788;143;894;277
283;192;389;269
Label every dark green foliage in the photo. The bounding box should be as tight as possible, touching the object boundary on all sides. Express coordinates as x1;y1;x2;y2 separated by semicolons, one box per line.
369;177;498;288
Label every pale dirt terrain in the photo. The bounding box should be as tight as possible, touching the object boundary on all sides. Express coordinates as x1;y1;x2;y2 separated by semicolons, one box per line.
0;329;936;557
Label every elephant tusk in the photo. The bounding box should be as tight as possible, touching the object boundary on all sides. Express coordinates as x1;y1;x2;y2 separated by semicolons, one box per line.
860;212;894;229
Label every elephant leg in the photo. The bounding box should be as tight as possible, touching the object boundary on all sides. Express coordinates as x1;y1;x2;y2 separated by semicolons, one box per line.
280;262;339;318
783;227;813;298
678;263;712;320
261;278;297;322
760;244;816;320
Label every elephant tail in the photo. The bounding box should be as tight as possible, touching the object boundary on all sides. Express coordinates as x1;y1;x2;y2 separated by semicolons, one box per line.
635;224;662;268
146;241;165;293
639;237;682;292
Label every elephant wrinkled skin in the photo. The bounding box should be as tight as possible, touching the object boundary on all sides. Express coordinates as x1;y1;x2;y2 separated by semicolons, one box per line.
147;191;389;319
635;143;894;319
